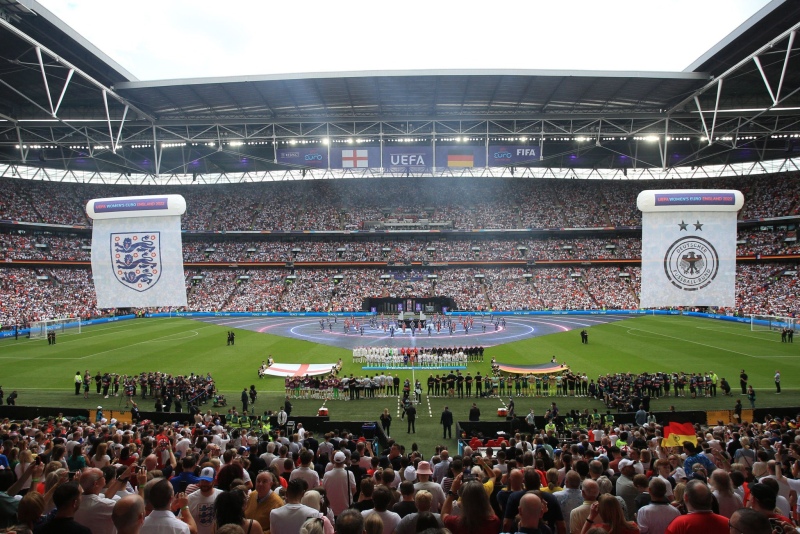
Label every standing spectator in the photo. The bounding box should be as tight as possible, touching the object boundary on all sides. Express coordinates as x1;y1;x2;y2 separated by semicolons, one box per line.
34;482;90;534
635;478;679;534
360;486;400;534
244;473;282;533
582;494;638;534
553;471;584;524
112;495;145;534
187;468;221;534
441;478;501;534
217;490;264;534
270;480;324;534
140;478;196;534
321;451;356;518
74;467;132;534
615;459;639;521
412;462;446;514
663;480;727;534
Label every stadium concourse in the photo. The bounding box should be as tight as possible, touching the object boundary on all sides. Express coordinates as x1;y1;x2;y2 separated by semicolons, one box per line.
191;314;629;351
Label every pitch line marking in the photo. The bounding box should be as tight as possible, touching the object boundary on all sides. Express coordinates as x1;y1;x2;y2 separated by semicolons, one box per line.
609;322;757;357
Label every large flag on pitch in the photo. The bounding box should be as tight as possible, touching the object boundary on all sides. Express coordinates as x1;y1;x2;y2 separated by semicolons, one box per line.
87;195;188;308
637;190;743;308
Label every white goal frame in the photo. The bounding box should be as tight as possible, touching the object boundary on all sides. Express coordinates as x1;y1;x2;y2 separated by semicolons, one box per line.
29;318;82;339
750;315;796;332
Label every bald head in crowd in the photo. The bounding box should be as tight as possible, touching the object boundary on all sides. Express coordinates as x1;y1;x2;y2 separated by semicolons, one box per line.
581;479;600;501
518;493;544;529
684;479;713;511
112;495;145;534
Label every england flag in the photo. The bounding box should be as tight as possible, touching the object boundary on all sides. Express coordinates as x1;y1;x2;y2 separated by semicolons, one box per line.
342;149;369;168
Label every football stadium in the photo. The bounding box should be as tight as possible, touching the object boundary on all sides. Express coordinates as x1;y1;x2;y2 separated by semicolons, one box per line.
1;2;800;533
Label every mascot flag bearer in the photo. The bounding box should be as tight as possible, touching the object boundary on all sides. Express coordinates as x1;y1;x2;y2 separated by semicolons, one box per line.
87;195;188;308
637;189;743;308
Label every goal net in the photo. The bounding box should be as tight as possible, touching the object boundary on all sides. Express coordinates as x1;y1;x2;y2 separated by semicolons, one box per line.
750;315;796;332
29;318;82;339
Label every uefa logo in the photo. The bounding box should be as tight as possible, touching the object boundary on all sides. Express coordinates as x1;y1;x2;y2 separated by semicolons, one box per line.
663;236;719;291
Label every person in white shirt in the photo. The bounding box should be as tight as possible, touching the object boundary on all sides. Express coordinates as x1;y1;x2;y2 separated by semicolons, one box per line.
321;451;356;517
635;478;679;534
270;480;326;534
361;486;401;534
187;467;222;534
289;450;320;489
141;478;196;534
75;467;134;534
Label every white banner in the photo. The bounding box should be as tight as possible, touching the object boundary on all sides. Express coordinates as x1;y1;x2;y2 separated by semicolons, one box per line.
88;196;187;308
637;190;743;308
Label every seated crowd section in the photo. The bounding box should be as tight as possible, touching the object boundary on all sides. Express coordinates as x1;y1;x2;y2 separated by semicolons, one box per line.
0;173;798;328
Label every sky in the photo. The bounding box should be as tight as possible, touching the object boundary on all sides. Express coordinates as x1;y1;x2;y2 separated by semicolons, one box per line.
37;0;774;81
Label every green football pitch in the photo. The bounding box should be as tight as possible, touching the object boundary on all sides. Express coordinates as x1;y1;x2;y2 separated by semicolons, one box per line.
1;315;797;454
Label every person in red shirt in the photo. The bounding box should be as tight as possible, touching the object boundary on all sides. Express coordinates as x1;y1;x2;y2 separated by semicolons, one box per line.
664;479;728;534
441;475;500;534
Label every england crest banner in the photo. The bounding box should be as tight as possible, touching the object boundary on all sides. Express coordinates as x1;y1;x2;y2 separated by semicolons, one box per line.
87;195;187;308
637;190;743;308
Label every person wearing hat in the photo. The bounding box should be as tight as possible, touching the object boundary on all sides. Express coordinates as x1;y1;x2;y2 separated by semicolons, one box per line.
615;458;638;521
321;451;356;518
413;461;446;513
187;467;221;534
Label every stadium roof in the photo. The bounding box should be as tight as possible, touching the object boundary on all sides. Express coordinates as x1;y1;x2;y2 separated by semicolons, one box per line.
1;0;800;183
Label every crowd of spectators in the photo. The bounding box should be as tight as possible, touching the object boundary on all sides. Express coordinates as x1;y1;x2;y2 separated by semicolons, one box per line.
1;261;798;327
1;402;800;534
3;231;800;263
1;173;798;231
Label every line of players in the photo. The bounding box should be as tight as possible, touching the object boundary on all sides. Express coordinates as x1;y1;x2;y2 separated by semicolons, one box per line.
322;315;506;336
353;346;484;367
283;373;406;400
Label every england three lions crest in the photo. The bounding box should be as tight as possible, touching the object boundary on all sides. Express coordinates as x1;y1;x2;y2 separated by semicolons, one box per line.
663;236;719;292
111;232;161;292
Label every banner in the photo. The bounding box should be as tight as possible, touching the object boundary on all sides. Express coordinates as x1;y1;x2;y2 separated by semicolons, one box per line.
329;146;380;169
276;147;328;168
87;195;187;308
382;146;432;172
435;146;486;168
638;190;743;308
488;145;538;166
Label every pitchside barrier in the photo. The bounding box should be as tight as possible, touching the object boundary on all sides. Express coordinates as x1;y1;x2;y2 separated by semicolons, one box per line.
0;310;771;341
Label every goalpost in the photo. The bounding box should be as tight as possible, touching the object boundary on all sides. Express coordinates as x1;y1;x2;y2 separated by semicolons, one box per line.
29;318;82;339
750;315;796;332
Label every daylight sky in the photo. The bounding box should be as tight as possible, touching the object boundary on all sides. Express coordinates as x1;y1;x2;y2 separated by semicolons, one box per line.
37;0;773;81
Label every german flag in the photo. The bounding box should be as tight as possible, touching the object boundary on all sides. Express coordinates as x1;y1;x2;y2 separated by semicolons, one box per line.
447;148;475;168
662;421;697;447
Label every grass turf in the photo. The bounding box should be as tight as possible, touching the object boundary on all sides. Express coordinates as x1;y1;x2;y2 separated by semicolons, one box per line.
1;315;798;455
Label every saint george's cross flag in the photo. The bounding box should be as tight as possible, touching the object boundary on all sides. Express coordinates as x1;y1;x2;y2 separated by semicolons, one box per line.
262;363;338;377
87;195;188;308
637;190;743;308
342;149;369;168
